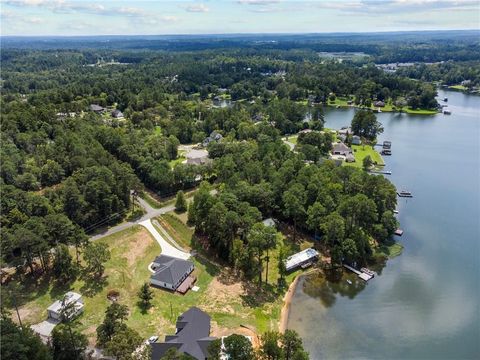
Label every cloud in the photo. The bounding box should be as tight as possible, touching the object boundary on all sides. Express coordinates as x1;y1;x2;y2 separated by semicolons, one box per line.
183;3;209;13
117;7;146;17
316;0;479;14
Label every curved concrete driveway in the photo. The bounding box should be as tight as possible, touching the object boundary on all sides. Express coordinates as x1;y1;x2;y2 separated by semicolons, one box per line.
139;219;190;260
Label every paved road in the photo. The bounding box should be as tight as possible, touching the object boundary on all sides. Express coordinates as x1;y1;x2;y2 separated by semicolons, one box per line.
139;219;190;260
89;189;216;243
89;197;174;241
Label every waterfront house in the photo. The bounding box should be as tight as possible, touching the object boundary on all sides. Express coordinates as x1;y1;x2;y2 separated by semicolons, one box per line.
374;100;385;107
352;135;361;145
47;292;84;321
285;248;319;272
151;307;216;360
332;142;353;156
202;131;223;147
150;255;195;293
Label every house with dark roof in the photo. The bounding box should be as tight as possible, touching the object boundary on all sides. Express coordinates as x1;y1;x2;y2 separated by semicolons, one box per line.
151;307;216;360
150;255;194;293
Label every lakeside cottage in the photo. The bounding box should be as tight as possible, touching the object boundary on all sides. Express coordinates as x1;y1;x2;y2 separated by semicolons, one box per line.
151;307;215;360
150;255;195;293
285;248;319;272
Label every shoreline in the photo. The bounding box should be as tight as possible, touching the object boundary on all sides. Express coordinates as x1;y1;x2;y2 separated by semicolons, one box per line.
279;275;300;333
279;268;320;333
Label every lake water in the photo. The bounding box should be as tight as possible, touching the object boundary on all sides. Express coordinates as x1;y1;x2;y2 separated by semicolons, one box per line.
287;89;480;359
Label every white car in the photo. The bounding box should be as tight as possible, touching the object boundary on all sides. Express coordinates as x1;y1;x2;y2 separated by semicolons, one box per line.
148;336;159;344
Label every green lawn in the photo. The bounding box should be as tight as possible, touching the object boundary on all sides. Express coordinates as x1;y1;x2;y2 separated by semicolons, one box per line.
344;144;384;169
284;134;298;145
376;240;404;259
448;84;468;91
404;108;438;115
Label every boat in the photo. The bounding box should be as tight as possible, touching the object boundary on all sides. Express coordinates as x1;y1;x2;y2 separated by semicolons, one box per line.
397;190;413;197
443;97;448;102
393;210;399;214
443;109;451;115
346;279;353;285
382;149;392;155
395;229;404;236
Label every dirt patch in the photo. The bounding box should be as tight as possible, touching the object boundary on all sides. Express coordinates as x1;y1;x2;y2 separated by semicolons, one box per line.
125;229;154;266
204;277;244;306
210;322;261;349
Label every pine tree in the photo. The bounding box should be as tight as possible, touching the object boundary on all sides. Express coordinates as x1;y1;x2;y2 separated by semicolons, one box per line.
175;190;187;213
137;283;153;310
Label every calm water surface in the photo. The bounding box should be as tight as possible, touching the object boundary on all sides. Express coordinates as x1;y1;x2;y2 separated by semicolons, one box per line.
288;89;480;359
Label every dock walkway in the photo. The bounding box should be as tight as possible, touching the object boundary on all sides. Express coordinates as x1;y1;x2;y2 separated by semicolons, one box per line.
343;264;374;281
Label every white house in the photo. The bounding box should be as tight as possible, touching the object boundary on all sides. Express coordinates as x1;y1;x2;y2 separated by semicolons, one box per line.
47;292;84;321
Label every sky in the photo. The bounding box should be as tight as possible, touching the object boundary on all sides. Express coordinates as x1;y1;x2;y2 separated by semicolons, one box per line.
1;0;479;36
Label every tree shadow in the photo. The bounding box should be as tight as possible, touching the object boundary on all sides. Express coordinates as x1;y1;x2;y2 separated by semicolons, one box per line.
79;272;108;297
240;281;277;308
193;253;220;278
136;301;151;315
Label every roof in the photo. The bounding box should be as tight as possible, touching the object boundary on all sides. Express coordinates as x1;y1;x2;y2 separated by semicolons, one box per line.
151;255;194;286
89;104;104;111
151;307;215;360
285;248;318;271
47;292;82;314
111;109;124;117
262;218;276;227
332;142;352;154
186;149;208;160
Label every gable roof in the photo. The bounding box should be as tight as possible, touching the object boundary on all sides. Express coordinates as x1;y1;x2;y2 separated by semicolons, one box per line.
151;255;193;286
151;307;215;360
332;142;352;154
89;104;104;112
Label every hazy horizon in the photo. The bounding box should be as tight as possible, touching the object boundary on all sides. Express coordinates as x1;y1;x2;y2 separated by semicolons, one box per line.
1;0;479;36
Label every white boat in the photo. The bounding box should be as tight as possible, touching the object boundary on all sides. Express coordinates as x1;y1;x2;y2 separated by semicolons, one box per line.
346;279;353;285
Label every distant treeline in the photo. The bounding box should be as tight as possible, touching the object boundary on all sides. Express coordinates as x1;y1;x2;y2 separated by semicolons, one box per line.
2;30;480;62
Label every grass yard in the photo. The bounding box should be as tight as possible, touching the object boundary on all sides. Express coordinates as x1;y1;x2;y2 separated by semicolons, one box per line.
344;144;384;169
12;213;316;345
448;84;468;91
284;134;298;145
376;240;404;259
405;107;438;115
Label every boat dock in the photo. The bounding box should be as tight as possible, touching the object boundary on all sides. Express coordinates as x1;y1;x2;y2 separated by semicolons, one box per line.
370;170;392;175
395;229;404;236
343;264;374;281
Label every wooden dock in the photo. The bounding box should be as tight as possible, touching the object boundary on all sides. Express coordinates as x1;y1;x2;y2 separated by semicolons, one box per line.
343;264;374;281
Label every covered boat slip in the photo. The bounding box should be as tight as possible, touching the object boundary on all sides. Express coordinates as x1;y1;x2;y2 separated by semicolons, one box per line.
285;248;319;272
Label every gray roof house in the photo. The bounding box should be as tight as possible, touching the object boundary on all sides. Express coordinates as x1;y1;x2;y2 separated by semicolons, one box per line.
186;149;211;166
111;109;124;118
202;131;223;147
150;255;195;293
151;307;216;360
332;142;353;156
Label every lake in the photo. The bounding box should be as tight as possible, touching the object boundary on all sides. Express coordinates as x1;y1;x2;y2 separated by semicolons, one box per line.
287;89;480;359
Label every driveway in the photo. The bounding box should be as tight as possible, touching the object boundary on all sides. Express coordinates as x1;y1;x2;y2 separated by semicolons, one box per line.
31;319;59;342
139;219;190;260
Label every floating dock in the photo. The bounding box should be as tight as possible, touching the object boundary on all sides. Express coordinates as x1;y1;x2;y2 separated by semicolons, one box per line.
397;191;413;198
395;229;404;236
370;170;392;175
343;264;374;281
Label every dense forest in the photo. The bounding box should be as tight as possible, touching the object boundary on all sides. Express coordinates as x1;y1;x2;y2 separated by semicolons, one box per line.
1;32;478;274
